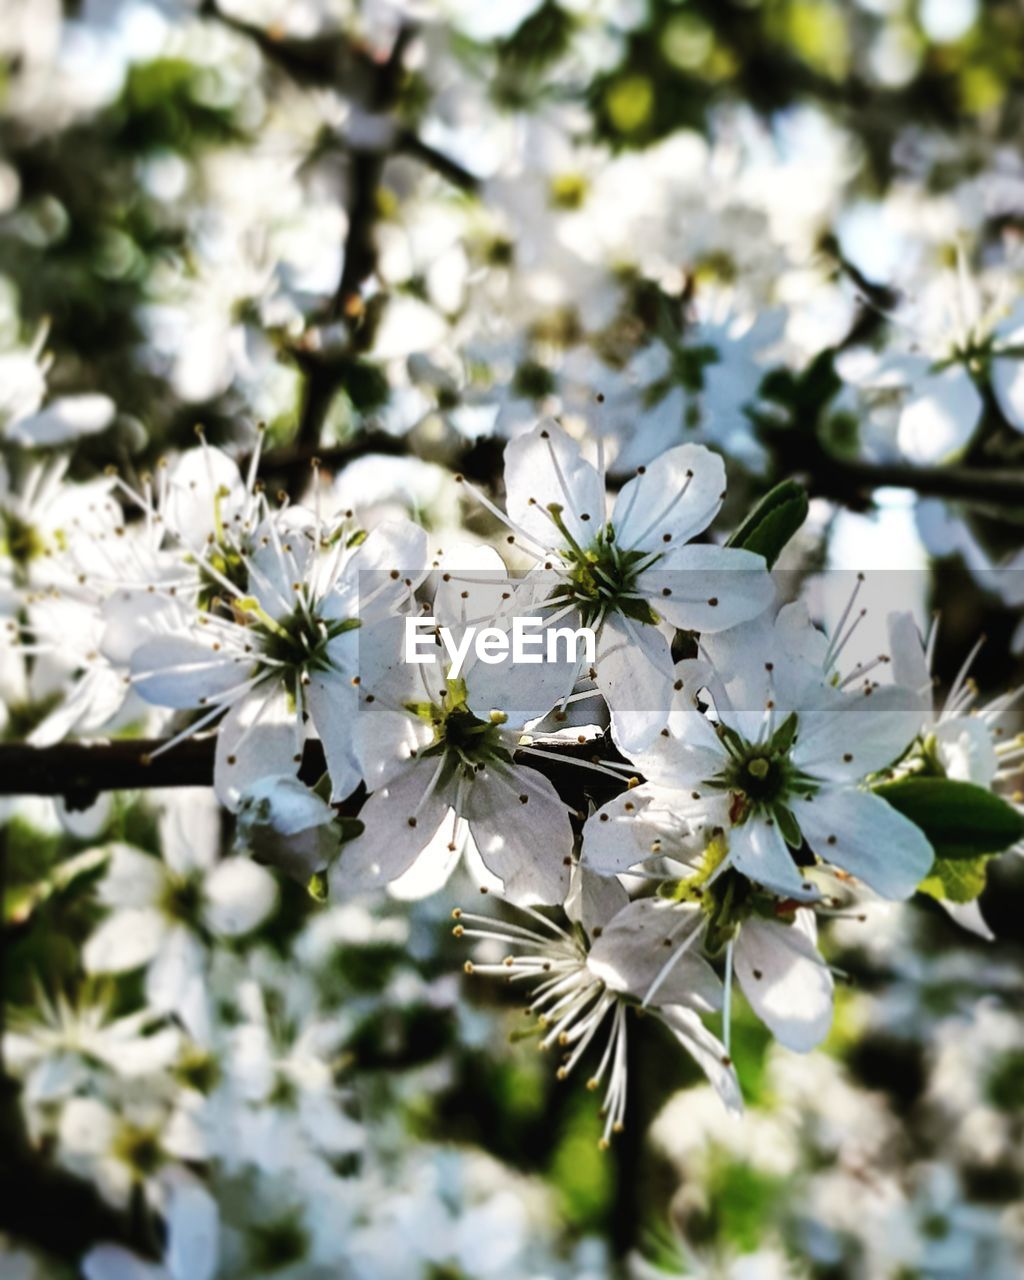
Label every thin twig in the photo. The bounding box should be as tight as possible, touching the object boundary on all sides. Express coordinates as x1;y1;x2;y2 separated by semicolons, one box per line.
260;427;1024;509
0;734;628;809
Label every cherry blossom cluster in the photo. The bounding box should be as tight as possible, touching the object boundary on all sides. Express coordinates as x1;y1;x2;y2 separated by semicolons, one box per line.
5;415;1022;1154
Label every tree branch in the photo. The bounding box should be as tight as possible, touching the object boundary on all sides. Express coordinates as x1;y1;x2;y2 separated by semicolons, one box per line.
0;735;628;813
0;738;220;805
394;128;479;192
260;425;1024;509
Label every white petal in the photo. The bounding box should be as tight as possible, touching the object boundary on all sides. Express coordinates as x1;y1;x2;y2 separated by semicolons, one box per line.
612;441;724;550
9;394;115;447
792;683;923;783
503;419;606;549
59;1096;116;1160
84;908;166;973
237;774;336;837
202;858;277;936
990;352;1024;434
728;819;817;900
886;611;933;710
101;590;183;668
941;899;994;941
934;716;999;786
131;636;250;710
598;613;674;753
564;861;629;933
628;700;728;793
95;1027;182;1078
581;784;691;876
462;762;572;904
163;1169;219;1280
734;913;833;1051
144;926;207;1018
658;1005;743;1114
330;761;451;894
588;899;720;1010
307;672;362;801
246;512;315;617
214;684;300;810
387;819;465;900
96;844;164;909
643;543;773;634
158;789;221;875
82;1245;166;1280
345;518;430;614
898;366;981;463
55;793;113;840
430;542;511;632
26;1052;87;1103
165;446;245;548
791;786;933;899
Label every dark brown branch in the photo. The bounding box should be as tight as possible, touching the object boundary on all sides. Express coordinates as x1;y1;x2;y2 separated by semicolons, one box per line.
0;734;628;809
259;429;507;488
807;459;1024;506
394;128;479;191
0;737;220;805
767;419;1024;509
260;425;1024;510
293;27;415;456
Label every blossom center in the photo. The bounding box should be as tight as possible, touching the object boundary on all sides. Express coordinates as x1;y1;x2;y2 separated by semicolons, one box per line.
410;680;512;776
0;509;47;568
707;712;816;838
239;598;359;676
547;507;658;627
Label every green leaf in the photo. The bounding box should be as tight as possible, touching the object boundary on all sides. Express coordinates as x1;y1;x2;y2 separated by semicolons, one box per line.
918;854;992;904
727;480;809;569
874;777;1024;860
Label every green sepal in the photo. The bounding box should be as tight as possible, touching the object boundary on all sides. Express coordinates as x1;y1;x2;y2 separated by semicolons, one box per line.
337;817;365;844
768;711;799;756
772;804;803;850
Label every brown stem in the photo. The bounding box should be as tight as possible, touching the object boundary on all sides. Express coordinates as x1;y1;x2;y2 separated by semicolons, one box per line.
260;426;1024;510
0;735;628;811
